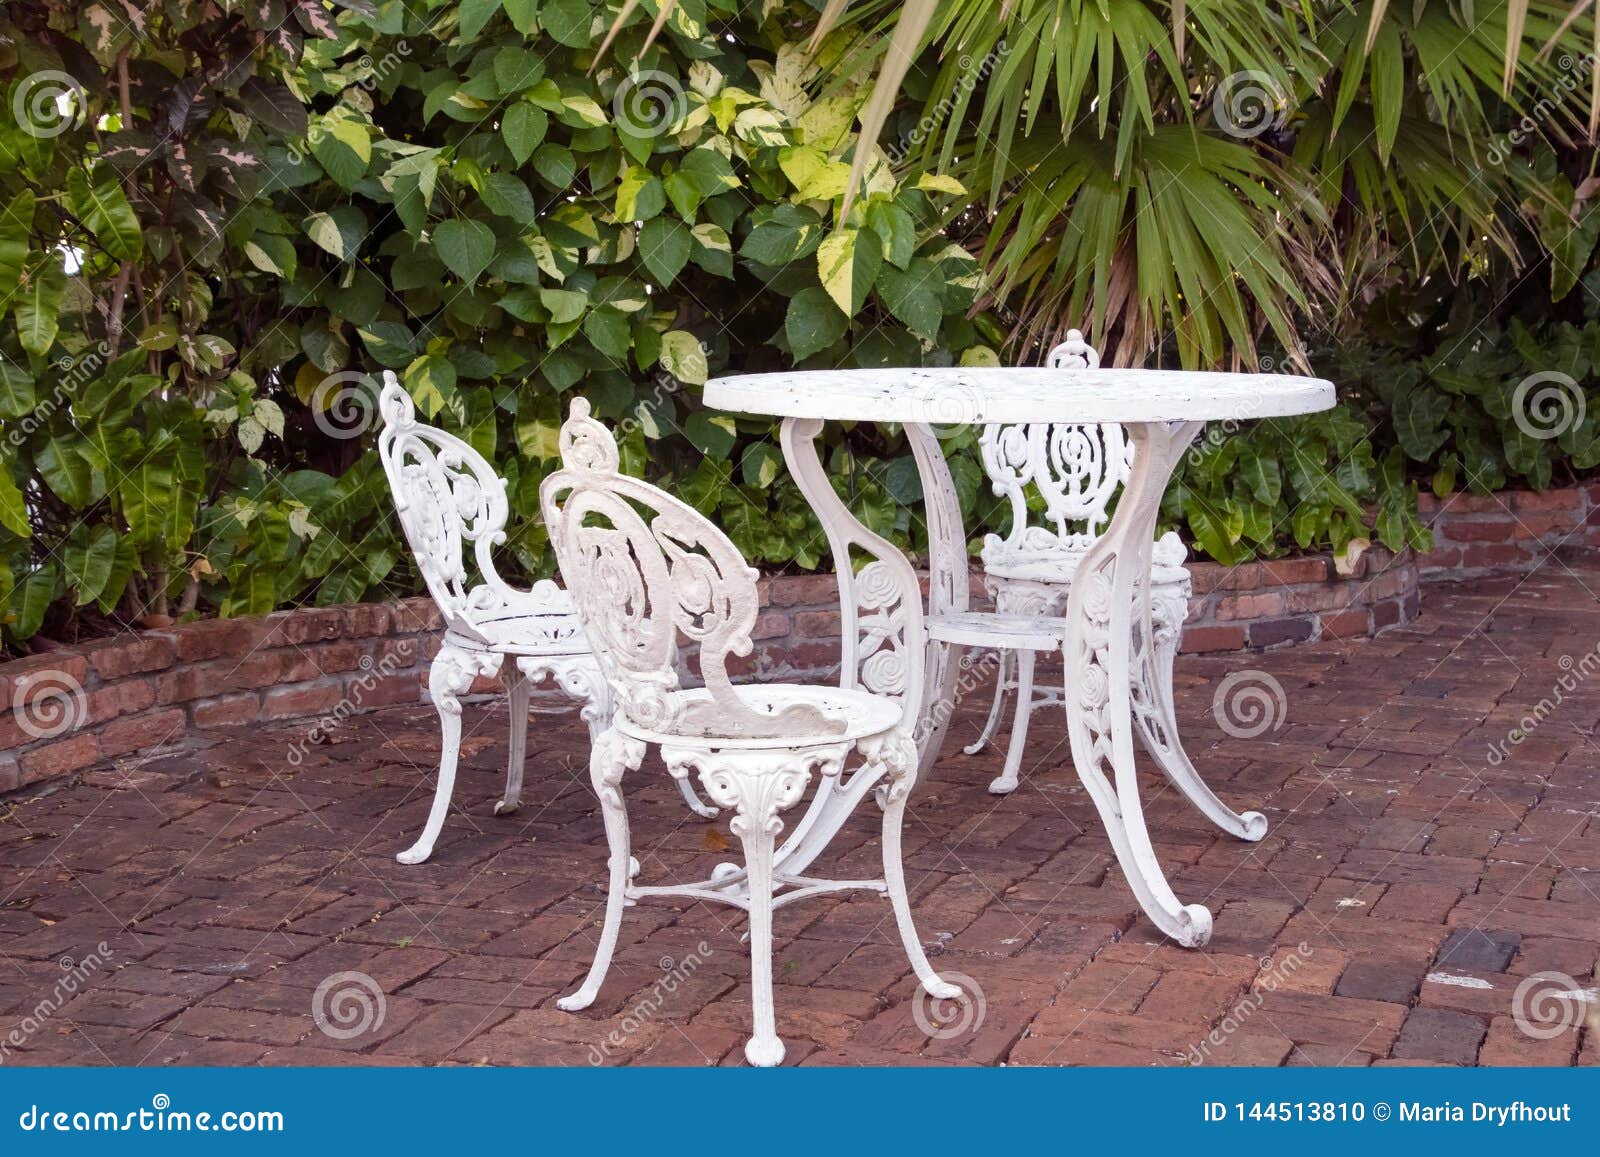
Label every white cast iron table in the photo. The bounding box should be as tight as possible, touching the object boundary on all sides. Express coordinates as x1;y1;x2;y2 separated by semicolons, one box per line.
704;366;1335;947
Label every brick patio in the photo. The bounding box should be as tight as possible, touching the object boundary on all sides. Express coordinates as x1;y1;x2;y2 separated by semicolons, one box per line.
2;566;1598;1067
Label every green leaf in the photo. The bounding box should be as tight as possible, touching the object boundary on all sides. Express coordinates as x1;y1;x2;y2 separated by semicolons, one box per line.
583;308;631;360
502;102;547;165
459;0;501;40
785;287;848;360
479;172;538;223
62;525;117;606
533;143;576;187
503;0;539;34
639;217;690;286
684;411;737;459
0;363;36;418
404;354;457;418
67;168;142;261
817;228;881;317
12;567;56;640
310;115;371;189
0;190;34;289
660;330;708;385
16;257;66;356
540;287;586;323
433;218;497;283
876;258;942;340
0;467;30;537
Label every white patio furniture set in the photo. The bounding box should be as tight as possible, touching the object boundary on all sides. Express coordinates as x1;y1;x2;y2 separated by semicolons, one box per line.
375;336;1334;1065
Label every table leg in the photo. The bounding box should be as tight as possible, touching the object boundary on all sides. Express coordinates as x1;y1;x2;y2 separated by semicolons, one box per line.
1062;420;1215;947
903;421;970;770
770;417;930;876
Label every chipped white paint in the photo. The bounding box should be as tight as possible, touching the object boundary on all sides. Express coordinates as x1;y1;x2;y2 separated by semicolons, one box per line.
376;373;714;866
540;399;956;1067
1424;972;1495;990
707;347;1334;949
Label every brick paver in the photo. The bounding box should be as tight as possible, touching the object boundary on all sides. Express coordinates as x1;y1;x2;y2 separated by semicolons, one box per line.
2;567;1599;1067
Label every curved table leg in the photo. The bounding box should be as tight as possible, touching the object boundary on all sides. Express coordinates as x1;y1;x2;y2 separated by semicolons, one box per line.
1063;420;1214;947
1132;581;1268;841
903;421;970;771
770;417;933;878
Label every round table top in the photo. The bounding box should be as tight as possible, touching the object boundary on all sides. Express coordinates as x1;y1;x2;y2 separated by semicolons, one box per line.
705;366;1336;424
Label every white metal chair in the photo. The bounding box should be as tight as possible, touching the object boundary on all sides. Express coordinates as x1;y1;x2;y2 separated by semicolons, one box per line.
540;397;958;1067
375;373;716;865
926;335;1265;839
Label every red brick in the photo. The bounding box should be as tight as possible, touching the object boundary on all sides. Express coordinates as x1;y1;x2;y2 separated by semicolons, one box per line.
172;617;273;662
1186;562;1262;595
1460;543;1529;569
1319;609;1370;640
1215;591;1286;621
389;598;444;633
1446;519;1515;543
0;753;18;793
18;733;100;782
750;611;791;641
262;682;346;719
1511;488;1581;513
1248;617;1315;647
341;603;392;638
1179;625;1246;653
761;573;841;607
1258;557;1330;585
265;607;345;646
795;611;841;638
82;633;178;680
192;693;260;727
86;678;155;725
99;708;186;756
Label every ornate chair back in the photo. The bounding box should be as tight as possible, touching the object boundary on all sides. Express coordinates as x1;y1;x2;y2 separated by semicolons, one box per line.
377;371;531;646
977;331;1134;575
540;399;847;742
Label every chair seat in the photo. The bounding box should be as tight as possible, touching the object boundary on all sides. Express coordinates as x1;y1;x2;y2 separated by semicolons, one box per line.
446;606;590;656
616;684;901;749
927;611;1067;651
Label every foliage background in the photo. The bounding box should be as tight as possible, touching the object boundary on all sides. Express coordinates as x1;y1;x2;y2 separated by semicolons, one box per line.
0;0;1595;647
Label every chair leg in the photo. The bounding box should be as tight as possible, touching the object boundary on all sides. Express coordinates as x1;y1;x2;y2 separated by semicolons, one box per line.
874;734;961;1000
964;649;1013;756
558;729;646;1012
692;754;813;1067
398;645;501;865
494;662;530;816
990;649;1035;795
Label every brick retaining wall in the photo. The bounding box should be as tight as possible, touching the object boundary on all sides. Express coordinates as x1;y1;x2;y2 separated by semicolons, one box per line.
2;479;1590;796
